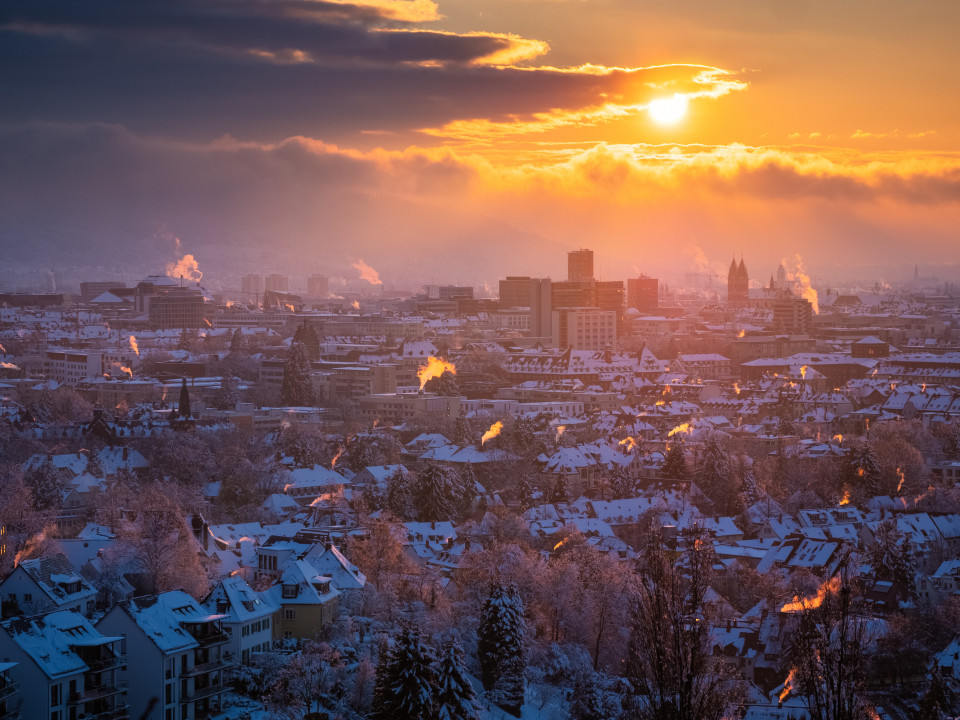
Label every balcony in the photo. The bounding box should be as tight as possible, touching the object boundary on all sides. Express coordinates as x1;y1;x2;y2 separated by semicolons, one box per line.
80;705;130;720
193;631;229;648
0;681;17;701
180;658;232;678
69;681;128;704
84;654;126;674
184;681;228;703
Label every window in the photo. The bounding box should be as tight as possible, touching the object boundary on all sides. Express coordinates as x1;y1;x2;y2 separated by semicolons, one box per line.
281;584;297;599
24;593;32;603
283;609;295;621
51;684;60;705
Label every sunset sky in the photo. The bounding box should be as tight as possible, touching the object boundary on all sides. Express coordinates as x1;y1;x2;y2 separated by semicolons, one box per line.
2;0;959;287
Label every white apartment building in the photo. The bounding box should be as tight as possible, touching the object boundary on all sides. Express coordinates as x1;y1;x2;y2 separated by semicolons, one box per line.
202;577;279;665
0;610;127;720
98;591;230;720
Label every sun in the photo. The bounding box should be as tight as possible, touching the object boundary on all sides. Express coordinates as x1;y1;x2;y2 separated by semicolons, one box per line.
648;94;689;126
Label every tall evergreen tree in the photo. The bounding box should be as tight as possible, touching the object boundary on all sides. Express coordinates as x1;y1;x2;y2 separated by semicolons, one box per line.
213;374;239;410
695;434;740;515
610;464;635;499
281;341;316;406
434;638;478;720
478;583;526;715
85;449;105;479
386;467;416;520
373;624;436;720
550;475;570;504
415;462;460;521
661;443;689;480
229;328;247;353
839;441;881;500
27;458;64;511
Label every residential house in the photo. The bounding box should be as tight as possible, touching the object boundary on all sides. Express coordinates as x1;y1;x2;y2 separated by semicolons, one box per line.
97;591;230;720
203;577;279;665
0;554;97;618
0;610;127;720
264;561;339;640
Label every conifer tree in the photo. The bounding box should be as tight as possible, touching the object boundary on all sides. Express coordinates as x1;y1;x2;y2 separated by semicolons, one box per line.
230;328;247;353
280;341;316;406
373;624;436;720
695;434;740;515
27;458;64;511
661;444;689;480
550;475;570;504
85;449;105;479
386;467;416;520
478;583;526;715
610;464;635;499
434;638;478;720
415;462;459;521
214;374;239;411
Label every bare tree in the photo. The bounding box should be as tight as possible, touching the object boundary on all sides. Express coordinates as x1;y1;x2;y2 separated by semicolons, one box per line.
784;563;874;720
623;523;742;720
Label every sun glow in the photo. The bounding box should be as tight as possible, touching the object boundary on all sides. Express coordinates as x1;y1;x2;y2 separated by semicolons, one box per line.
648;94;688;125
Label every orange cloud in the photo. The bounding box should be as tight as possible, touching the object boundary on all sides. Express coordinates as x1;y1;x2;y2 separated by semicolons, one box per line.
421;65;747;140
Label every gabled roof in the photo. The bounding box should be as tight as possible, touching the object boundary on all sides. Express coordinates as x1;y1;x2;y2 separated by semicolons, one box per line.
14;553;96;606
117;590;222;654
1;611;121;679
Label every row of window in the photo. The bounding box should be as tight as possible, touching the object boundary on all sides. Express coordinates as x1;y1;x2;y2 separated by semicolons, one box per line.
241;617;270;636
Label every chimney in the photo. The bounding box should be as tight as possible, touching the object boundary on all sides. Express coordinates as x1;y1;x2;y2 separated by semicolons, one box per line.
122;447;129;461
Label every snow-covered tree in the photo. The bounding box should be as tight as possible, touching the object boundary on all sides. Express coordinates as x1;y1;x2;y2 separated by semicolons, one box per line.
624;523;741;720
424;370;459;397
839;441;880;499
85;449;105;478
695;434;740;515
267;641;346;718
386;467;417;520
415;462;460;521
26;458;64;511
280;341;316;407
229;328;247;353
433;638;478;720
661;443;688;480
610;464;635;499
478;583;526;715
213;374;239;410
373;623;436;720
786;569;873;720
866;519;916;593
550;475;570;504
570;672;621;720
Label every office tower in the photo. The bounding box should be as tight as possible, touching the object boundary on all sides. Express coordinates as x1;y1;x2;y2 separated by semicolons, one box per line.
627;276;659;312
265;274;289;292
307;274;329;298
567;249;594;282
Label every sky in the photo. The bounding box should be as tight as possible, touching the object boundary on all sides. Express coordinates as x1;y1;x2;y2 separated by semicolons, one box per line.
2;0;959;289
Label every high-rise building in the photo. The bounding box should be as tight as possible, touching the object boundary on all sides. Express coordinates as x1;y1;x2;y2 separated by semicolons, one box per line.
772;295;813;334
627;276;659;312
727;257;749;306
529;278;552;342
552;308;617;350
241;274;263;295
265;274;289;293
307;274;329;298
567;249;594;282
499;276;532;308
149;287;207;329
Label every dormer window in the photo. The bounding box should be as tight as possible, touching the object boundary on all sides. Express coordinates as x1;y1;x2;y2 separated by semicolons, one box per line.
216;600;229;615
282;584;298;599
